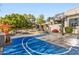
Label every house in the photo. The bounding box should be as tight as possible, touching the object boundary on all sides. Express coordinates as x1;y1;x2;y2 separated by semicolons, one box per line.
47;15;62;32
47;7;79;34
64;8;79;34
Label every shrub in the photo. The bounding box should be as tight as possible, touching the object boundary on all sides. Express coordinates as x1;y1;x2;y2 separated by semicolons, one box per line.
65;27;73;33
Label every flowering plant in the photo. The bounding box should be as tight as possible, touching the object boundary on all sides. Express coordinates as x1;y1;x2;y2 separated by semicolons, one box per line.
52;29;59;33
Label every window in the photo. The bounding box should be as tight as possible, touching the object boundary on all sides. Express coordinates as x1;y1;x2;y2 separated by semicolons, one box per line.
77;18;79;26
69;18;79;28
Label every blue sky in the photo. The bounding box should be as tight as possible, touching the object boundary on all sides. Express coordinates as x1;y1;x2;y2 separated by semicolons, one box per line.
0;3;79;19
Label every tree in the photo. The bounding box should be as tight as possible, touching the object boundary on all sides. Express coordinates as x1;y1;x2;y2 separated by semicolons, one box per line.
0;13;35;29
35;15;46;31
36;15;45;24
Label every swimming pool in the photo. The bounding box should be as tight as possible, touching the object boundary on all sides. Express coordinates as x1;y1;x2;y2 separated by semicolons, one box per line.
3;34;79;55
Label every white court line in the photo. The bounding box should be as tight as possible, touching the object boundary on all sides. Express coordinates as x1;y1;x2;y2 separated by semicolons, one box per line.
55;47;72;55
22;38;32;55
26;38;72;55
26;42;48;55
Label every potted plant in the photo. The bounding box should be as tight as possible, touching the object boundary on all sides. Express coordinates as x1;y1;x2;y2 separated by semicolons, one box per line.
65;26;73;33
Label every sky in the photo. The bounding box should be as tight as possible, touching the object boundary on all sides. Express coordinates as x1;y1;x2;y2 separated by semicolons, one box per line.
0;3;79;19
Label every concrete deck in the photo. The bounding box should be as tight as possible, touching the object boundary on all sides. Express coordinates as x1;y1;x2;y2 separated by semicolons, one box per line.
36;33;79;48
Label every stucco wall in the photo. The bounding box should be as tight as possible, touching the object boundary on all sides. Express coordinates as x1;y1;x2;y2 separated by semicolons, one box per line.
64;8;79;16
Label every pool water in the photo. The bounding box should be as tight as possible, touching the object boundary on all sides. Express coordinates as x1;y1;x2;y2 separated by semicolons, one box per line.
3;34;79;55
26;37;69;55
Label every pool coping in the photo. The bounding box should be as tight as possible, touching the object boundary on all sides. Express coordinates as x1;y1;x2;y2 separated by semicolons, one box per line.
11;33;44;39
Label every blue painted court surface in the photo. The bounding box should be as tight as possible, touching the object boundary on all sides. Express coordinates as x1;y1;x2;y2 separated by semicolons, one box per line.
2;34;79;55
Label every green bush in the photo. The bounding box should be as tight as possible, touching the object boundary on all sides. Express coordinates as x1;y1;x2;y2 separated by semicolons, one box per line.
9;27;14;31
65;27;73;33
